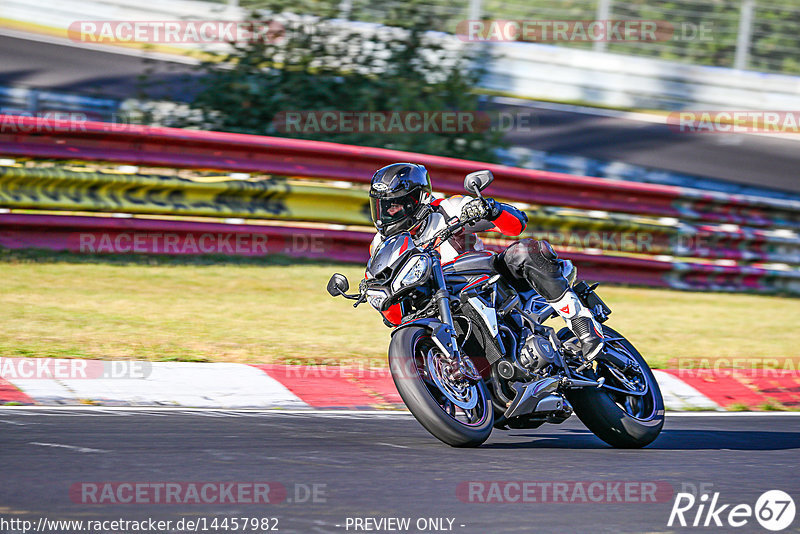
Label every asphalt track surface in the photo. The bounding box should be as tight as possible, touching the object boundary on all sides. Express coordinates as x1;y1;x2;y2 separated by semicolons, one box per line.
2;33;799;195
0;34;198;101
1;409;799;534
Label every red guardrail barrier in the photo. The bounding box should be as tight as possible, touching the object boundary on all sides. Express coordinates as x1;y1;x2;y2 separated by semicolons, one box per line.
4;213;798;294
1;116;799;229
1;116;798;294
0;213;371;264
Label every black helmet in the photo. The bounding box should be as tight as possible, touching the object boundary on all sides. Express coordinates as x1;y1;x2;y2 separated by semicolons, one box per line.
369;163;432;236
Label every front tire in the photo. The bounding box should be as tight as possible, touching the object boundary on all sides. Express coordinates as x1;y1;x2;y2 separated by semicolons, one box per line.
566;327;664;448
389;327;493;447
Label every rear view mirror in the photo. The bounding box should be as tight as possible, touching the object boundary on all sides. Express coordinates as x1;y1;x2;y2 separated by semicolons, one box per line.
464;170;494;194
326;273;350;297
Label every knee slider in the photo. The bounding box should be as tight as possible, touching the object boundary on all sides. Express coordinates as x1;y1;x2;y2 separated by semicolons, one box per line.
526;240;561;274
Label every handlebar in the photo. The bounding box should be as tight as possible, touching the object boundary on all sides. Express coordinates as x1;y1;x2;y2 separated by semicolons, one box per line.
352;291;367;308
352;195;491;307
419;204;487;251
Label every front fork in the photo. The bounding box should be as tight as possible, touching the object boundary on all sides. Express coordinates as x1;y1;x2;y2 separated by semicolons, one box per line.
431;253;454;326
430;253;481;382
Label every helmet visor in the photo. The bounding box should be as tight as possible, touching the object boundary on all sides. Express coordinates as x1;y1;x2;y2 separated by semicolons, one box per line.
370;195;420;234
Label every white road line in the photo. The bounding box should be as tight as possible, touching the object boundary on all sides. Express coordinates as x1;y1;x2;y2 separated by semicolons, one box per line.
494;96;670;125
0;418;29;425
0;406;411;416
0;406;797;417
665;412;800;417
29;441;109;453
376;442;409;449
0;27;200;65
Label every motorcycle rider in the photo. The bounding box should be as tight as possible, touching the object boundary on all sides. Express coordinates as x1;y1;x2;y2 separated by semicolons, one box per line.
368;162;604;362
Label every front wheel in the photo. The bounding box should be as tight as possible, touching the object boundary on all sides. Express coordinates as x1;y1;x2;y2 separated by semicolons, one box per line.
565;326;665;448
389;327;493;447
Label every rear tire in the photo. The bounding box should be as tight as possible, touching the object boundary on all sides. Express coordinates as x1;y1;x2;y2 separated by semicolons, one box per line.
566;327;664;448
389;327;493;447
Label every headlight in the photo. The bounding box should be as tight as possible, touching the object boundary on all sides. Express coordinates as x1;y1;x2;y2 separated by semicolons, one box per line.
366;289;389;311
392;255;430;292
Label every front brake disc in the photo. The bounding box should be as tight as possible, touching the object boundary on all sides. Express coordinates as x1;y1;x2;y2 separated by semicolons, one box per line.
426;350;478;410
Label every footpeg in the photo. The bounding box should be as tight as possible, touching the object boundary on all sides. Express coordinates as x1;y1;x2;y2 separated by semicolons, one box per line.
596;377;605;388
575;356;597;374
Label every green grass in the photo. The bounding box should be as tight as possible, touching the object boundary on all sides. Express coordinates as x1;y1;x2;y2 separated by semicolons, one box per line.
0;251;798;367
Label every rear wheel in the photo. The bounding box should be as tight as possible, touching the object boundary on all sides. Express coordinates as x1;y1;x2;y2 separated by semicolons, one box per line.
389;326;493;447
565;326;664;448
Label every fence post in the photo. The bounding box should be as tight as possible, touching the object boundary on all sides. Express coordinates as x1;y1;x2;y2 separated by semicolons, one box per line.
593;0;612;52
26;89;39;116
339;0;352;19
469;0;482;22
734;0;755;70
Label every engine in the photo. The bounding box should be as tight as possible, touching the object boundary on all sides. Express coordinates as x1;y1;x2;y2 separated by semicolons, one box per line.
519;334;558;372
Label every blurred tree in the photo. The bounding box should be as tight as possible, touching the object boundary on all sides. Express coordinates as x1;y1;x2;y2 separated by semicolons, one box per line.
158;0;504;162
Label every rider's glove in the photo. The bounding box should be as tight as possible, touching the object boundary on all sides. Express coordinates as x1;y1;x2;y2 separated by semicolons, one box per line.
461;198;500;222
461;198;487;221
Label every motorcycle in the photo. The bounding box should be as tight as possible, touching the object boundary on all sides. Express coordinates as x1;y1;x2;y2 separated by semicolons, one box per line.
327;170;664;448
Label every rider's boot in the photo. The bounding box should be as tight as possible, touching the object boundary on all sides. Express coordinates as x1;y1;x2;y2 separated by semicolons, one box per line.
549;290;605;362
500;239;605;362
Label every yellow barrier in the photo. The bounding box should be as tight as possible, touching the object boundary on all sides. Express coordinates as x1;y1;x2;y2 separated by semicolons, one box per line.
0;167;372;225
0;166;677;255
4;165;800;266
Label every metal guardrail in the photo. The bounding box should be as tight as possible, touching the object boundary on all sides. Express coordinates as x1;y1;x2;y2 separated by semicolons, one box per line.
0;213;372;264
0;115;798;294
2;213;798;294
2;165;798;265
1;116;798;229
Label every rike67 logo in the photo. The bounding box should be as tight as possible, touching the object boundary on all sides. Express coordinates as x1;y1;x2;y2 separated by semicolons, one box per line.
668;490;795;531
